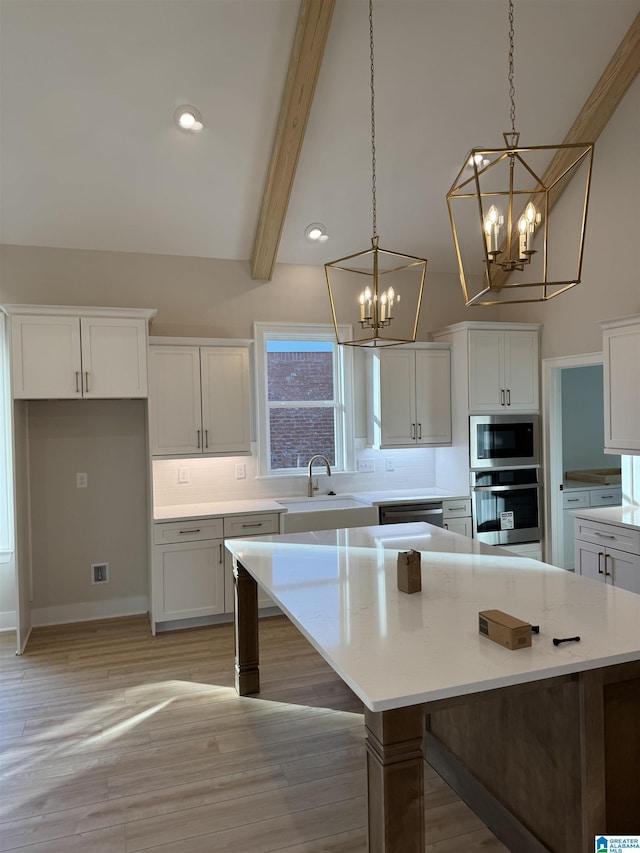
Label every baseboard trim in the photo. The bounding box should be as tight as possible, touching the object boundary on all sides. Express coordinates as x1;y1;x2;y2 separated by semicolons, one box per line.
31;596;149;628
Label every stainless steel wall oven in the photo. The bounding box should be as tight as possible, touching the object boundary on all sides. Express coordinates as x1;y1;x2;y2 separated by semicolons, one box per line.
471;468;541;545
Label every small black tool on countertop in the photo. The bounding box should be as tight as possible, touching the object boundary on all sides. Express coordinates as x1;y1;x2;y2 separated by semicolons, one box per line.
553;636;581;646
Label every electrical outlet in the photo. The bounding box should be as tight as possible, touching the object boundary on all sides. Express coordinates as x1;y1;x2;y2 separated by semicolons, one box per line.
357;459;375;473
91;562;109;584
385;458;394;472
76;472;88;488
235;463;246;480
178;467;189;484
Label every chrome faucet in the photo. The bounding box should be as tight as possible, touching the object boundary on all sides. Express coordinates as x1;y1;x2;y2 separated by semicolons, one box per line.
307;454;332;497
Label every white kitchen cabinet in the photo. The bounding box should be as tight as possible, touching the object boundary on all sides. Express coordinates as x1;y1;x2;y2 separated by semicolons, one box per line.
574;516;640;594
601;315;640;455
468;328;539;412
442;498;472;538
371;345;451;448
152;518;225;629
223;512;281;612
5;307;153;399
148;341;251;456
562;488;622;570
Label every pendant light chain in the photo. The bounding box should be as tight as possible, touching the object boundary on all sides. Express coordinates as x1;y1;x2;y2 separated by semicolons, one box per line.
369;0;378;243
507;0;517;143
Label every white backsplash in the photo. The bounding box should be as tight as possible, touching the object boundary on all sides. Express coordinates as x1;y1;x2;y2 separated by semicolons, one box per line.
153;442;437;507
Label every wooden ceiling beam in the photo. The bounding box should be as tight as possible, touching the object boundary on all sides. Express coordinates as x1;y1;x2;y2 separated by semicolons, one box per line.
491;11;640;289
251;0;335;281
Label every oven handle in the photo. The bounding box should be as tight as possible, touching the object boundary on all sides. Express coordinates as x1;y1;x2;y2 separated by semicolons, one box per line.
472;484;542;493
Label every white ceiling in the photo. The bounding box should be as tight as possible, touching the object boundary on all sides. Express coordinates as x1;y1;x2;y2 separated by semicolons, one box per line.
1;0;638;275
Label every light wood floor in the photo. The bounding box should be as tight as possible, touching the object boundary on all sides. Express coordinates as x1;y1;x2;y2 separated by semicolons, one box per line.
0;615;507;852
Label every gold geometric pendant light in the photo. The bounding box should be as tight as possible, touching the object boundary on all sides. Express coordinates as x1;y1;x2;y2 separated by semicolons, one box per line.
447;0;594;307
325;0;426;346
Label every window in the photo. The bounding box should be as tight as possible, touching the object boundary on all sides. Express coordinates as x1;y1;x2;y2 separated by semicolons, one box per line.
254;323;354;476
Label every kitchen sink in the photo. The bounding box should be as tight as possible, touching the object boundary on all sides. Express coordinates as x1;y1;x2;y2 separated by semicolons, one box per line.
277;495;379;534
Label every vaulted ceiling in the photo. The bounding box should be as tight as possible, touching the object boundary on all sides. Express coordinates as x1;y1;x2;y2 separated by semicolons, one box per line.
1;1;639;280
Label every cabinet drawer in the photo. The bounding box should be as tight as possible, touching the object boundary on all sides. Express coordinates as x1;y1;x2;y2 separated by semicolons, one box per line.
590;487;622;507
574;519;640;554
442;499;471;519
154;518;224;545
224;513;280;538
563;491;590;509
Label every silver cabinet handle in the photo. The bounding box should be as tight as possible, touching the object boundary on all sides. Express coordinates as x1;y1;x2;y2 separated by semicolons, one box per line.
179;528;201;534
85;371;90;393
604;553;612;577
506;389;511;406
501;389;505;406
598;552;605;574
197;429;201;449
594;532;615;539
418;423;422;440
75;371;81;393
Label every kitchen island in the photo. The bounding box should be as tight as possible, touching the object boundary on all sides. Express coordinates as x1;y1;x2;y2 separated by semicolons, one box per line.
225;523;640;853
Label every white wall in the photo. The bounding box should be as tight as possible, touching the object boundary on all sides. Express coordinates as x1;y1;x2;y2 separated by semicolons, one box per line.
0;315;16;629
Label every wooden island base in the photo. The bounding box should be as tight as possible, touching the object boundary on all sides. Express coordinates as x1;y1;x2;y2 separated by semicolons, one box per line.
425;662;640;852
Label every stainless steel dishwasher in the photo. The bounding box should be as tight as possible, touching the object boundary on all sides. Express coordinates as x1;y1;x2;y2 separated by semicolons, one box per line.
378;501;444;527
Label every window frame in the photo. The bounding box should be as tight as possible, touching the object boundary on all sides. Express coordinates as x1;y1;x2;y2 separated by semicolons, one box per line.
254;322;355;477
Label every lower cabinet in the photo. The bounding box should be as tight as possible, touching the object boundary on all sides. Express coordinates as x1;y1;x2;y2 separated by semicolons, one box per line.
563;488;622;570
574;517;640;594
442;499;472;538
152;518;225;628
151;511;282;632
501;542;544;561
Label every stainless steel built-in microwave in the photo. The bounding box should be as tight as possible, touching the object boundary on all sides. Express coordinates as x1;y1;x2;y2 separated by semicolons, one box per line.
469;414;540;470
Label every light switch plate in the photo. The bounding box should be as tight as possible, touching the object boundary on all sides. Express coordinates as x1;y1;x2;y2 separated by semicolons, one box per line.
76;472;88;488
235;463;246;480
178;467;189;484
357;459;375;473
385;458;394;471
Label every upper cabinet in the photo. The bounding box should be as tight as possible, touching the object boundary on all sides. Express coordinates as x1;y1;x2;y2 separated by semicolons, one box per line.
2;306;155;399
369;345;451;448
468;328;539;412
432;323;541;416
148;341;251;456
601;315;640;455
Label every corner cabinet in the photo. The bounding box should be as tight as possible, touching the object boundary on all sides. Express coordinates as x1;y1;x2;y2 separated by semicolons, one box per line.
2;305;155;399
601;315;640;455
148;339;251;456
369;345;451;448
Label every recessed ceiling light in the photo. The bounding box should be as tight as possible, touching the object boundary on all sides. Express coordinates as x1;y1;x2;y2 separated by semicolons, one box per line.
174;106;204;133
305;223;329;242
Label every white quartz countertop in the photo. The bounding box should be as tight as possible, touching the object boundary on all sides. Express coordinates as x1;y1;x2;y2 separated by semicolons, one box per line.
153;488;470;522
225;522;640;712
569;504;640;530
154;499;287;522
350;488;469;504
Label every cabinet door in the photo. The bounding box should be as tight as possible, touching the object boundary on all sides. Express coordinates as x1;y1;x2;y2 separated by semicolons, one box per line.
603;323;640;454
81;317;148;398
607;547;640;594
503;330;539;411
148;347;202;455
415;349;451;445
379;349;417;446
200;347;251;454
443;517;471;537
152;539;225;622
11;315;82;399
468;331;504;411
575;539;607;584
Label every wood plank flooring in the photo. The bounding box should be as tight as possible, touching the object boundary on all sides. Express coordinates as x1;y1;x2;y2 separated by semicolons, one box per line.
0;615;507;852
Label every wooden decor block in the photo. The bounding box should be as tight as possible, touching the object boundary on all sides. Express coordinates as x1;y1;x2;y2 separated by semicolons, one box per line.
397;550;422;594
